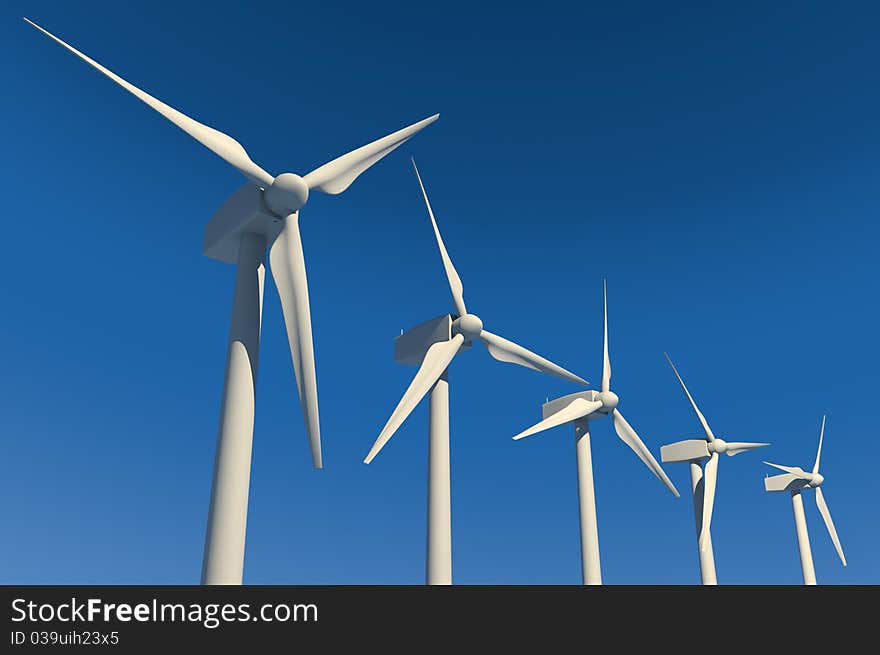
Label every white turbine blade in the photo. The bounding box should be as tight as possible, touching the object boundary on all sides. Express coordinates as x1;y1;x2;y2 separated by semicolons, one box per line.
663;353;716;442
611;408;680;497
763;461;811;478
513;399;603;441
815;487;846;566
813;415;826;474
724;442;770;456
479;330;587;385
699;452;719;552
303;114;439;195
411;159;466;316
601;279;611;393
364;334;464;464
269;215;322;469
24;18;275;189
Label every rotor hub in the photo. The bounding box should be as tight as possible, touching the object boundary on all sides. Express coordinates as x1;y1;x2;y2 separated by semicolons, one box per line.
709;438;728;454
264;173;309;216
453;314;484;340
809;473;824;487
597;390;619;413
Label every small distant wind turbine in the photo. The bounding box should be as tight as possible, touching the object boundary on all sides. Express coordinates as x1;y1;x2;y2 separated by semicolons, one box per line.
26;19;438;585
764;415;846;585
660;354;768;585
512;281;679;585
364;160;586;585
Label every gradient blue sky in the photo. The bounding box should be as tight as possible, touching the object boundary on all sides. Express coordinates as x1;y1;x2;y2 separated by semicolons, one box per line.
1;0;877;584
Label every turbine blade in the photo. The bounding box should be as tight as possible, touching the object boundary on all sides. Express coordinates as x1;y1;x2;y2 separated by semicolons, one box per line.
601;279;611;393
512;399;603;440
411;159;466;316
479;330;587;385
663;353;716;442
24;18;275;188
813;415;826;474
364;334;464;464
724;442;771;456
699;452;719;551
269;215;322;468
815;487;846;566
611;408;680;497
763;461;810;478
303;114;439;195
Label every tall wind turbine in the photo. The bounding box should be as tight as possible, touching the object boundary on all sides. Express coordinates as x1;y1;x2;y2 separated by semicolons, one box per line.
659;354;768;585
26;19;438;585
364;160;587;585
764;415;846;585
512;281;679;585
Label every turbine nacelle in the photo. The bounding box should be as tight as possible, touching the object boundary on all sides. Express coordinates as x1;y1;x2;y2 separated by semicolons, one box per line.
452;313;484;340
660;438;711;463
264;173;310;216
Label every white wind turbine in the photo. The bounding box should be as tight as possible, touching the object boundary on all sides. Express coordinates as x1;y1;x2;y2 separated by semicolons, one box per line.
764;415;846;585
364;160;587;585
512;281;680;585
659;354;768;584
26;19;438;585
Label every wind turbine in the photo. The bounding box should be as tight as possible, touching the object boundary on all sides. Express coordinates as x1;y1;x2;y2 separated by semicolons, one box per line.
659;354;768;585
364;160;587;585
25;19;438;585
764;415;846;585
512;281;679;585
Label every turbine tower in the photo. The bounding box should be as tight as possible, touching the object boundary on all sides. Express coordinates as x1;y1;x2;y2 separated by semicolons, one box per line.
512;281;679;585
659;354;768;585
764;415;846;585
364;160;587;585
26;19;438;585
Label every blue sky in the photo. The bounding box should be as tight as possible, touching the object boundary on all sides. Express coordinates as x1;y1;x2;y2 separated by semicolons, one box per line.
1;0;877;584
